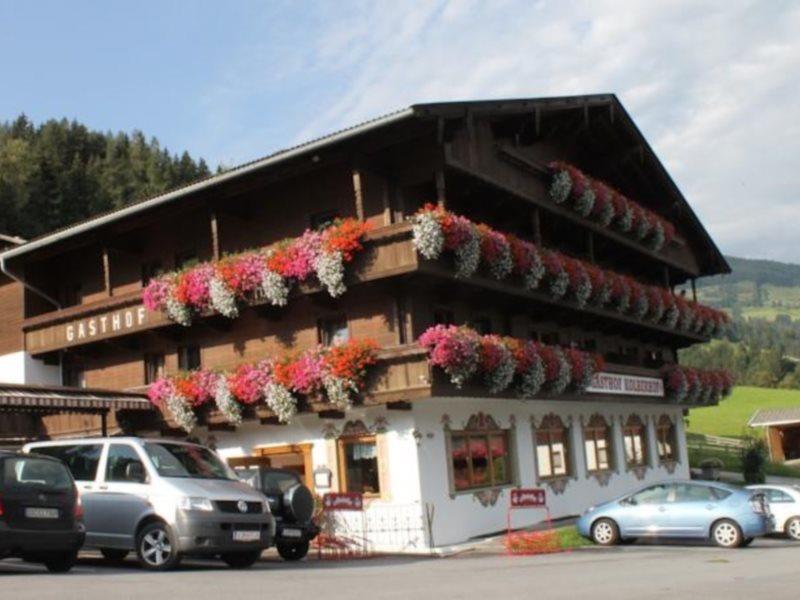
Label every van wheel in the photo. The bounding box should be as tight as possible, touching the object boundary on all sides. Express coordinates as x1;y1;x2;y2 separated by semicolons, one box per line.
711;519;743;548
136;522;181;570
221;550;262;568
100;548;129;562
44;551;78;573
591;518;620;546
785;516;800;541
277;540;310;561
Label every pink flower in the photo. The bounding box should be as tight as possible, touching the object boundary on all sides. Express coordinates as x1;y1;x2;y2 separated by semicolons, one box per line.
182;264;215;309
227;362;270;404
143;277;171;311
147;377;175;407
287;350;327;394
217;253;266;295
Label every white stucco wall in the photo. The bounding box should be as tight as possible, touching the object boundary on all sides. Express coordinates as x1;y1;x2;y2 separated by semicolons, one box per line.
195;396;688;551
0;351;61;385
412;396;689;547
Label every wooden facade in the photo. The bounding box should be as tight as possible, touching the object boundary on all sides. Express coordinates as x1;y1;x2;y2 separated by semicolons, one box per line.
0;96;730;432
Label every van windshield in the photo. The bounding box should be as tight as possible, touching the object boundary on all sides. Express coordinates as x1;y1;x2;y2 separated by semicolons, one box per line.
143;443;234;480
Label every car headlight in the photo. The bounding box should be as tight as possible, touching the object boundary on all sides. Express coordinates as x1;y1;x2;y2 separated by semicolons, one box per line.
179;496;214;512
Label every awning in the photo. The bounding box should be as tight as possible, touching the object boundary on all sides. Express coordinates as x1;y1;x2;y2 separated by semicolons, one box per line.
0;383;150;412
748;407;800;428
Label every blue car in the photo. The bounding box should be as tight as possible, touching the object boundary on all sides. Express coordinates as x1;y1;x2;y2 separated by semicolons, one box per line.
577;481;771;548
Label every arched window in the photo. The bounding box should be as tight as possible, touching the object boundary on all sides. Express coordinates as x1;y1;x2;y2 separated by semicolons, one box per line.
656;415;678;462
535;415;570;479
622;415;648;468
584;414;613;472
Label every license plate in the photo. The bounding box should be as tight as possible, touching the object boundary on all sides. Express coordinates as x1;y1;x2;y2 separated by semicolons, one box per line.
233;530;261;542
25;507;59;519
282;528;302;539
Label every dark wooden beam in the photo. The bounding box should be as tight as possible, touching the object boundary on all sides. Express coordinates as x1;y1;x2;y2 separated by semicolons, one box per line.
102;247;111;297
210;210;220;260
352;169;365;221
318;410;345;420
387;401;412;411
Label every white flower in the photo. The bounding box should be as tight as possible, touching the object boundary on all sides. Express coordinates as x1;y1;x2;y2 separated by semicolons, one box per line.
617;206;633;232
550;348;572;395
264;382;298;423
648;221;666;251
574;187;595;217
518;358;545;399
573;264;592;308
260;269;290;306
411;210;444;259
166;393;197;432
522;247;545;291
665;305;680;329
484;346;516;394
323;376;359;410
648;296;665;323
632;293;649;320
549;171;572;204
487;241;513;280
214;378;242;427
165;296;192;326
454;225;481;278
635;214;651;241
598;201;615;227
315;250;347;298
210;276;239;318
549;270;569;299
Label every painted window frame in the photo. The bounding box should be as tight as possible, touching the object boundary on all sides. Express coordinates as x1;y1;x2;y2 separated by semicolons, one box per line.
583;414;614;473
622;414;648;468
656;414;679;463
337;433;382;498
534;414;571;480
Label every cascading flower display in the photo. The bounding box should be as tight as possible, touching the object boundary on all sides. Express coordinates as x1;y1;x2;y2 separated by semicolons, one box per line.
410;206;729;338
547;162;675;252
664;365;733;404
142;218;371;326
146;339;379;427
419;325;602;397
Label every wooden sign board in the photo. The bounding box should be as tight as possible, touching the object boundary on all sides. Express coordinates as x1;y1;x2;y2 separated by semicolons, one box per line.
322;492;364;511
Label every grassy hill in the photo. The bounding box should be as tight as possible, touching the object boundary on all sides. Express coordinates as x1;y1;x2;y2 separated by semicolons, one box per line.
687;386;800;439
692;256;800;322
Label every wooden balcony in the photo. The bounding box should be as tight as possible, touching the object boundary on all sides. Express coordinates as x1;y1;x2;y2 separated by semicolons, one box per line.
22;220;707;356
158;345;704;431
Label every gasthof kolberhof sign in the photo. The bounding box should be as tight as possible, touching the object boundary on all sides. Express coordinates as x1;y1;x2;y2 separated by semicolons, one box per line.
586;372;664;398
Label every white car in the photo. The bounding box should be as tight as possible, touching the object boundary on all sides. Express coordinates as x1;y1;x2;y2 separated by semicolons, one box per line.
747;485;800;541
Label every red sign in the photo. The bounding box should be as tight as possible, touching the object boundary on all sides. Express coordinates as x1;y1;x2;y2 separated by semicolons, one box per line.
510;488;546;508
322;492;364;511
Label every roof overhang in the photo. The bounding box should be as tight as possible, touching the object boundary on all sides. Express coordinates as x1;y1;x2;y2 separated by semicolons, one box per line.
0;383;151;413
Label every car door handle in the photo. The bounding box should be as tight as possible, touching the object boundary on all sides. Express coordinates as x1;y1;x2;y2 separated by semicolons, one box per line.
98;485;108;491
706;504;716;510
82;484;93;490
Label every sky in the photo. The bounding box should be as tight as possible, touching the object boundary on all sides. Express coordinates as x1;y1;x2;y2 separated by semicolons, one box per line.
1;0;798;263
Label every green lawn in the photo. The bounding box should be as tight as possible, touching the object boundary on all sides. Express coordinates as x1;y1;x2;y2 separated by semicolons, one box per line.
687;386;800;439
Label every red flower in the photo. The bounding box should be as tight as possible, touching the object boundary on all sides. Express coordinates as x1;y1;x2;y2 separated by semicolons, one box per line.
325;339;379;384
322;219;372;262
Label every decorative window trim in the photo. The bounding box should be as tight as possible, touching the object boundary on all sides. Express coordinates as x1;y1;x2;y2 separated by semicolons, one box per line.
532;413;573;490
444;412;518;499
622;414;649;476
336;420;385;499
583;413;614;478
656;414;679;464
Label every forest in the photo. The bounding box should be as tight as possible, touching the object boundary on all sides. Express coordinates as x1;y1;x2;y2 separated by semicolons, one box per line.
0;114;211;239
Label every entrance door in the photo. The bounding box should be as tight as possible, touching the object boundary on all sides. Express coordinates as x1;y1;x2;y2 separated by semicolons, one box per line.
229;443;314;491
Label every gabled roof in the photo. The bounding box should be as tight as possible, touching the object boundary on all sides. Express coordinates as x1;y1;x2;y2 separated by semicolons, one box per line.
748;407;800;428
0;95;729;275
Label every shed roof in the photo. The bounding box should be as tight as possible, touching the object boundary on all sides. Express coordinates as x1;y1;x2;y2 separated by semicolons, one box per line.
0;383;151;413
748;407;800;428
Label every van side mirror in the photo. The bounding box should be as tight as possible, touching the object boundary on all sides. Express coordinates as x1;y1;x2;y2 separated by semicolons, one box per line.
125;461;147;483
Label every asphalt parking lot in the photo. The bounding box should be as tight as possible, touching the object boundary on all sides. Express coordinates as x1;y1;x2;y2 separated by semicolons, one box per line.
1;538;798;600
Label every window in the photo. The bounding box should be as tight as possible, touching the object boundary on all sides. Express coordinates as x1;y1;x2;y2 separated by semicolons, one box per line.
62;364;85;388
629;484;671;505
584;414;613;472
3;457;72;491
310;210;340;230
433;308;455;326
623;415;648;468
541;332;560;346
34;444;103;482
60;283;82;307
318;316;349;347
674;483;717;503
450;429;512;491
177;345;201;371
141;259;163;285
338;436;381;495
656;415;678;462
535;415;570;479
144;353;165;384
174;250;197;270
106;444;146;483
470;316;492;335
763;488;794;504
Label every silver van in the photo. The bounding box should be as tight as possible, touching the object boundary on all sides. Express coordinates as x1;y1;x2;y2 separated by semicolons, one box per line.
24;437;274;570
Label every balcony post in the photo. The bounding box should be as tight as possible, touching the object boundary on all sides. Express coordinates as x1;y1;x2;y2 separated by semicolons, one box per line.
102;246;111;297
352;169;365;221
210;210;220;260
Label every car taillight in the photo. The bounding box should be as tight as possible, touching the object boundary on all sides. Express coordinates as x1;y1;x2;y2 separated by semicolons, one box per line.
73;486;83;520
0;495;4;519
749;494;768;515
